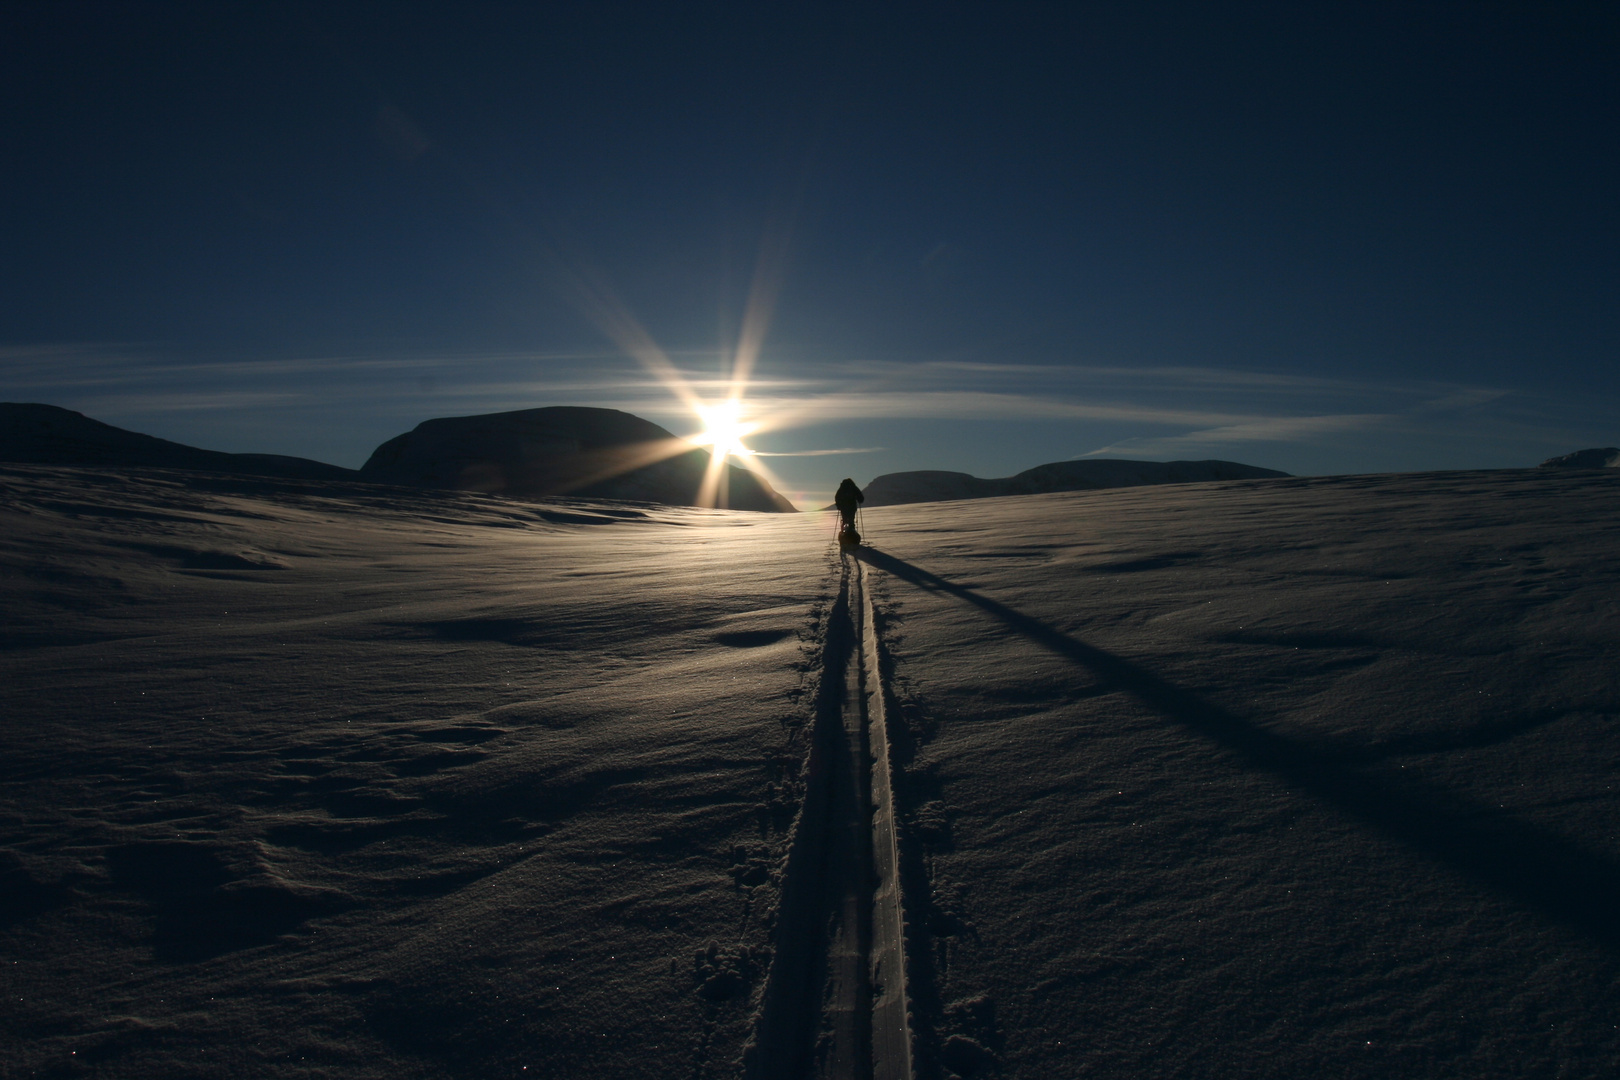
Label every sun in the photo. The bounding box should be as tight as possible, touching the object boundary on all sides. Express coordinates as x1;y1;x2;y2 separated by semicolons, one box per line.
691;400;756;460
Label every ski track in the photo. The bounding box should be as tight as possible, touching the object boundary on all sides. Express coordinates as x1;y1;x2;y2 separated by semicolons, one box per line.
9;466;1620;1076
748;552;915;1080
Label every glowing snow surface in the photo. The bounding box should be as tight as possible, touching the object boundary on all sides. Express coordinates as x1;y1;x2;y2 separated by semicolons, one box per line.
2;462;1618;1078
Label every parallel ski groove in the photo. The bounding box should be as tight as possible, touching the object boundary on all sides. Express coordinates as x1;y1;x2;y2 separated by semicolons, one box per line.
860;557;915;1080
745;553;914;1080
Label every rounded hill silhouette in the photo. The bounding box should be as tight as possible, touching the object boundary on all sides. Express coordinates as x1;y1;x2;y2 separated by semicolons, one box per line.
1540;447;1620;469
0;403;354;480
359;406;795;512
859;458;1290;507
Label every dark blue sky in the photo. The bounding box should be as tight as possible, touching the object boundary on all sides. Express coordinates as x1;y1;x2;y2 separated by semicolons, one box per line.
3;2;1616;503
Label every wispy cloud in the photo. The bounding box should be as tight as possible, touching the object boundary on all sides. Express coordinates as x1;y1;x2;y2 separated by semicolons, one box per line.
0;345;625;387
1411;387;1509;412
1081;413;1392;457
0;345;1433;432
5;340;1604;476
76;391;309;414
751;446;887;457
725;391;1254;435
854;358;1408;397
1075;385;1518;460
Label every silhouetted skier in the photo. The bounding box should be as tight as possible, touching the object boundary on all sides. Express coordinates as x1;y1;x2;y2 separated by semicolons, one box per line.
834;478;864;546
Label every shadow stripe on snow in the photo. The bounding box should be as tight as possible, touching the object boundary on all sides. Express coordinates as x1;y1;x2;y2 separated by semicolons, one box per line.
745;552;916;1080
856;546;1620;955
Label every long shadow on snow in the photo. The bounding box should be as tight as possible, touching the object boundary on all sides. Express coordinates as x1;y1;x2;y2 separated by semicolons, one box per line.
857;547;1620;953
744;568;852;1079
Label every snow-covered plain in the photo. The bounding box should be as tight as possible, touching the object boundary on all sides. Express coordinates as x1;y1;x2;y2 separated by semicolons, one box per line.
861;468;1620;1079
3;462;1618;1078
1;465;830;1079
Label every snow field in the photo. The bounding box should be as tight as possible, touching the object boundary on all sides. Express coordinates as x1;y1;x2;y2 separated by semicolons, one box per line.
856;467;1620;1079
0;465;832;1078
4;463;1619;1078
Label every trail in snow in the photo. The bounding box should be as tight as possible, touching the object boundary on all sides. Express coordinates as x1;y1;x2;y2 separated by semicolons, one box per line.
748;554;913;1080
7;463;1619;1078
862;557;913;1080
851;468;1620;1079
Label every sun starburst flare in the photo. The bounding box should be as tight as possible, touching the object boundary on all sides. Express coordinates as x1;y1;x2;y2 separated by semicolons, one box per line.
690;400;757;461
553;229;809;508
685;397;795;509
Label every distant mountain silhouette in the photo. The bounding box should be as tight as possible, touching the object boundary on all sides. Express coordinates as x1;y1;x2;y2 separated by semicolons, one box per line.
860;458;1290;507
359;406;796;512
1540;447;1620;468
0;403;356;480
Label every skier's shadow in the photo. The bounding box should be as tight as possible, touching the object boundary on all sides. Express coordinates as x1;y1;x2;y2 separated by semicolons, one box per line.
856;546;1620;953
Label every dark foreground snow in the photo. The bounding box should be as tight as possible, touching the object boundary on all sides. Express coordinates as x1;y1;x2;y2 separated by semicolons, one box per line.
1;465;826;1078
2;463;1617;1078
862;468;1620;1079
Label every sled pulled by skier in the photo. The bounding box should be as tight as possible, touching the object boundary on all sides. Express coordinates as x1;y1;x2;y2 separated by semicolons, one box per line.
834;477;864;548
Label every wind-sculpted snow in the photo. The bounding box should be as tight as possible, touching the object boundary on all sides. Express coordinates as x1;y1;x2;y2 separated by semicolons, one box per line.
0;463;827;1078
3;462;1618;1078
855;467;1620;1078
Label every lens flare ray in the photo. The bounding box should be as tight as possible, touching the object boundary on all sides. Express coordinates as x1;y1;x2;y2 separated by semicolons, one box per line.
547;215;814;508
